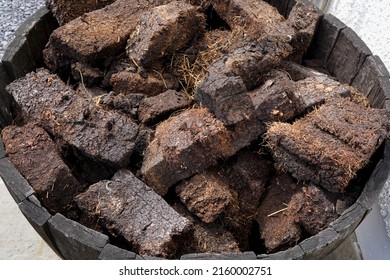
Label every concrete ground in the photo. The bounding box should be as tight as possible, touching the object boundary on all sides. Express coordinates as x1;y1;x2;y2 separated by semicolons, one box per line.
0;0;389;260
0;180;60;259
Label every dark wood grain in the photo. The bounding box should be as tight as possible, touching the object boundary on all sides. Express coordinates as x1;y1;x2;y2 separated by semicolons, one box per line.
0;157;35;203
48;213;109;260
357;160;390;209
98;244;137;260
326;27;372;84
352;55;390;108
180;251;257;260
257;245;305;260
18;197;61;258
307;13;347;63
300;228;340;259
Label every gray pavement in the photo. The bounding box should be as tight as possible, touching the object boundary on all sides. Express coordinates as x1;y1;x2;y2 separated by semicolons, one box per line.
0;0;45;58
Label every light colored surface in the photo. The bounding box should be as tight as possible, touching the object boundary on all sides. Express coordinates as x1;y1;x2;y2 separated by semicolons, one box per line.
379;179;390;239
356;204;390;259
323;233;362;260
0;180;60;260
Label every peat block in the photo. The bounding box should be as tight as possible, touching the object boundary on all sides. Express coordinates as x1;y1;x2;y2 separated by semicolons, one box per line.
249;69;350;123
140;108;234;196
98;92;146;119
6;68;139;167
285;0;322;63
221;151;273;250
1;123;81;214
248;71;298;123
111;71;179;96
266;97;390;193
43;0;174;72
256;171;343;254
75;169;192;258
138;90;192;125
256;173;302;253
127;1;205;69
209;0;285;37
196;0;321;121
195;65;254;126
225;151;273;214
176;170;233;224
289;184;338;235
46;0;116;25
70;62;104;87
172;202;240;254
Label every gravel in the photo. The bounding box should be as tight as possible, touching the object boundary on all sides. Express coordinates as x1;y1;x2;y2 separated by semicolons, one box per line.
0;0;45;59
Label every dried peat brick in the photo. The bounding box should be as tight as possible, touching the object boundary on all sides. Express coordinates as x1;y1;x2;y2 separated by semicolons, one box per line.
221;36;292;91
222;0;320;89
256;173;301;253
75;169;192;258
257;180;338;252
71;62;104;87
198;62;348;153
222;151;273;250
248;70;350;123
195;1;320;137
206;0;285;38
98;92;146;119
266;98;390;193
1;123;81;214
289;184;337;235
172;202;240;254
111;71;179;96
194;53;265;149
196;0;320;94
7;69;139;167
138;90;192;125
285;0;322;62
195;62;255;126
43;0;174;72
293;75;350;111
225;151;273;214
45;0;115;25
59;144;116;186
141;108;234;196
176;170;233;224
248;71;298;123
127;1;205;68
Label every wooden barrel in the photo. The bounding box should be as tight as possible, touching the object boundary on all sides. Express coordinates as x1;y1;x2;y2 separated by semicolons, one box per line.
1;1;390;260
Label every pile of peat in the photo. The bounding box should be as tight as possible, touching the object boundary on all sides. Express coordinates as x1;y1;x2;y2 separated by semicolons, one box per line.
1;0;390;258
